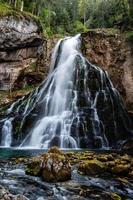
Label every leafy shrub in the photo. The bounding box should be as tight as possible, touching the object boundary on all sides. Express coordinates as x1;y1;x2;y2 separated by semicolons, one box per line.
44;26;53;38
73;20;88;33
125;31;133;44
56;26;65;35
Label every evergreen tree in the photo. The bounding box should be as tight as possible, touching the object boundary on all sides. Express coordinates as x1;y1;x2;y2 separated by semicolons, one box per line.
0;0;132;34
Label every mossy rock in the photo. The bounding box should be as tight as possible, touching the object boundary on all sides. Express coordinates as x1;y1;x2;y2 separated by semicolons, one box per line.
125;31;133;44
25;157;42;176
121;154;131;162
129;170;133;178
0;3;40;24
111;193;121;200
78;159;106;176
25;148;71;182
97;154;114;162
48;146;64;155
42;151;71;182
111;164;131;175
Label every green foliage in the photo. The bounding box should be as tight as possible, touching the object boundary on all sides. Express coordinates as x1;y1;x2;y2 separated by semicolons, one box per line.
104;28;119;36
73;20;88;33
0;0;132;36
44;27;53;37
0;2;15;17
125;31;133;43
56;26;65;35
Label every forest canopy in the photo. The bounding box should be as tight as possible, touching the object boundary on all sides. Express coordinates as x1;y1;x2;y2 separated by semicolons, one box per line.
0;0;133;36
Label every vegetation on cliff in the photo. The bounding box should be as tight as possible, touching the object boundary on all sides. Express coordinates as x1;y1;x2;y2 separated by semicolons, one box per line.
0;0;133;37
0;1;40;25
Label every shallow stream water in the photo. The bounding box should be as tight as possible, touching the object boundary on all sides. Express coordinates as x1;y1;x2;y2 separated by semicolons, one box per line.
0;149;133;200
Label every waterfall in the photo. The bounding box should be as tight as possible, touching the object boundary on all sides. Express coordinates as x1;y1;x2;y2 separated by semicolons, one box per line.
1;118;12;147
21;34;81;149
0;34;132;149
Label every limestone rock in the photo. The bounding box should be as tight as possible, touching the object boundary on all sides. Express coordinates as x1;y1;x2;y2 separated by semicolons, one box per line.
0;13;45;91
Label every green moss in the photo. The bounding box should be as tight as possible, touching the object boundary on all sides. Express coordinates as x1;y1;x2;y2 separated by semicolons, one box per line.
0;2;40;25
30;62;37;71
73;20;89;33
111;164;130;174
25;159;42;176
0;3;12;17
0;85;35;109
25;148;71;182
14;124;20;134
85;28;119;37
105;28;119;36
43;152;65;163
125;31;133;44
42;151;71;182
78;159;107;176
111;193;121;200
48;146;64;155
0;3;25;18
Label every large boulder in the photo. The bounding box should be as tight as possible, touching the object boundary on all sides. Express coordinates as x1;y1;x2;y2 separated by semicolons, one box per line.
26;147;71;182
0;10;46;90
41;148;71;182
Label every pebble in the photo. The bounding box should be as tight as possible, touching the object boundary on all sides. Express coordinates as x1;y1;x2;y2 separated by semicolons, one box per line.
0;185;28;200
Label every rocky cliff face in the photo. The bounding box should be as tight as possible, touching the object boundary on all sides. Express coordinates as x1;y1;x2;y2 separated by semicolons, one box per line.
81;30;133;113
0;14;45;91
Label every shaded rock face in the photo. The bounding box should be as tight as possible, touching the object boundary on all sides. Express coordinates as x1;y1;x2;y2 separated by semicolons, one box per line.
81;30;133;113
13;38;59;90
0;15;45;90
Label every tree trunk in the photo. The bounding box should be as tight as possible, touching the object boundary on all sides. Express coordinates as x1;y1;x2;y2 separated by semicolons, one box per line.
21;0;24;12
37;5;40;17
83;0;86;30
14;0;17;8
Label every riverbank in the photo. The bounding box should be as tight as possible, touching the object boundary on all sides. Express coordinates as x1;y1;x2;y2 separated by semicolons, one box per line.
0;148;132;200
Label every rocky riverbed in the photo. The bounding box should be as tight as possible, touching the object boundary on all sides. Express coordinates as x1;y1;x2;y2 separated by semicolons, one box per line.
0;148;133;200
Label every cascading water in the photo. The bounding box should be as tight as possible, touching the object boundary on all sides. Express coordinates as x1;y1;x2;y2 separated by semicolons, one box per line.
21;34;82;149
0;34;132;149
1;118;12;147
